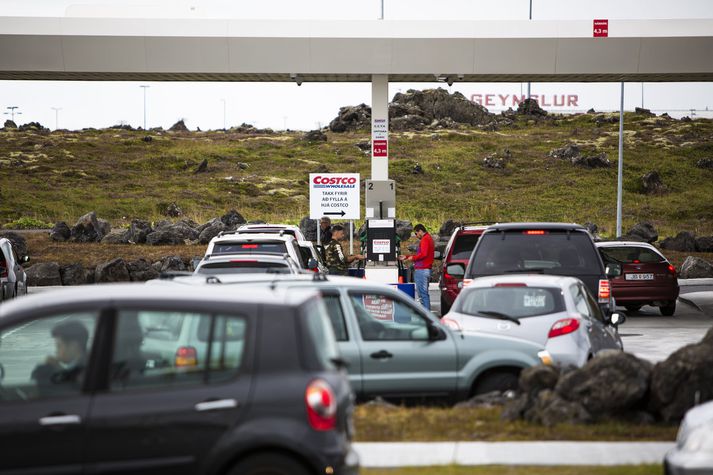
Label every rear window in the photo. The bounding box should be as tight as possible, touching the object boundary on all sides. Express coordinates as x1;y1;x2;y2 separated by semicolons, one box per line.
471;230;602;276
212;242;287;255
300;298;340;370
457;286;566;319
598;246;665;264
196;261;291;275
451;234;481;260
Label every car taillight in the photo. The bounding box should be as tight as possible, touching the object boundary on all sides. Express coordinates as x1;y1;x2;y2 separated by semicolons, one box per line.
523;230;546;235
305;379;336;431
668;264;676;275
548;318;580;338
175;346;198;367
598;279;610;303
241;244;258;249
441;317;462;331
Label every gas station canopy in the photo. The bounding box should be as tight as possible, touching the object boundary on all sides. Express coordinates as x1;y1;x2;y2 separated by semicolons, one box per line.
1;17;712;82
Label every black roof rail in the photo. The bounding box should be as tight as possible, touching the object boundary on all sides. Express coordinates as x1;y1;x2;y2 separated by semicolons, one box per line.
158;271;193;280
312;272;329;282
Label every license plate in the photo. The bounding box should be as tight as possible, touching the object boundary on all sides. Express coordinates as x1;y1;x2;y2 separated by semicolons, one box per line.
625;273;654;280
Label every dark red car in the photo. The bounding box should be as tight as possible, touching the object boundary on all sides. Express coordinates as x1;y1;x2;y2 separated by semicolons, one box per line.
438;225;489;314
596;241;679;316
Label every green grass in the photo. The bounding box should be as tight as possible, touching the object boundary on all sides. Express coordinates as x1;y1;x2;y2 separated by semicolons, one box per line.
362;465;661;475
1;115;712;239
354;406;677;442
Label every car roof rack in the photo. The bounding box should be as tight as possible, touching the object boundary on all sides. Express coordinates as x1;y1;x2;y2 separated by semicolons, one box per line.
158;270;194;280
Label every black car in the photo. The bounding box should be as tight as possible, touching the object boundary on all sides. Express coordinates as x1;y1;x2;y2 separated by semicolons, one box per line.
0;284;357;475
463;223;619;315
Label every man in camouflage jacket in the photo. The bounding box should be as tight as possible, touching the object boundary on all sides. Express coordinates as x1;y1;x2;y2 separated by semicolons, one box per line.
324;225;364;275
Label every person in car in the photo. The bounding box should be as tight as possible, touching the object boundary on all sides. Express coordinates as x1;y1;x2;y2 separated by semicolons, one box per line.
324;225;364;275
31;320;89;392
399;224;435;310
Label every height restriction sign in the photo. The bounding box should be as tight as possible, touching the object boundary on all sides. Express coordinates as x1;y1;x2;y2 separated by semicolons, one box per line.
309;173;361;220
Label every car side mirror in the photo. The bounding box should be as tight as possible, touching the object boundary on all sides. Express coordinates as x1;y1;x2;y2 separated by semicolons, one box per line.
427;323;447;341
605;263;622;278
434;250;443;260
307;258;318;270
21;255;30;264
609;312;625;327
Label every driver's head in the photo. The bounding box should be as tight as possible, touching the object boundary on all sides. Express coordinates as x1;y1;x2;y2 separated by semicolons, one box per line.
51;321;88;364
331;224;346;241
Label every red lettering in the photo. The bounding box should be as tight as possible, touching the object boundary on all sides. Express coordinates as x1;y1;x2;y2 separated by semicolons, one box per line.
498;94;509;106
485;94;495;107
512;95;525;106
554;95;565;107
541;95;550;107
567;95;579;107
470;94;483;105
312;176;358;185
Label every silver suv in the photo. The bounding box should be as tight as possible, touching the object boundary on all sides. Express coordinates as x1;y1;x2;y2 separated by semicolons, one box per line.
205;232;306;268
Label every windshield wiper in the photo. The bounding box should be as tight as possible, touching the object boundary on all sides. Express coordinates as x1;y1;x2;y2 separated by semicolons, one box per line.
503;268;546;274
476;311;522;325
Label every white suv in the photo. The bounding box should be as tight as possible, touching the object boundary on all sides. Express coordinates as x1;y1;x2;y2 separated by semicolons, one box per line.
205;233;306;269
233;223;307;242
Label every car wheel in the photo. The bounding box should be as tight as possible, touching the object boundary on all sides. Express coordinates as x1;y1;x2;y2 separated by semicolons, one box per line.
660;302;676;317
472;371;520;395
625;305;642;313
227;453;311;475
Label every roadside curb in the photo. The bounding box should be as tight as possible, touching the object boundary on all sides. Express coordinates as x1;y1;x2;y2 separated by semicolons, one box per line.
353;441;674;467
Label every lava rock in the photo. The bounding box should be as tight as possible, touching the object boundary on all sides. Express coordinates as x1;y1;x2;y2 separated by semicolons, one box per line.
696;158;713;169
3;120;17;129
695;236;713;253
70;211;105;243
641;171;666;195
678;256;713;279
145;222;198;245
95;258;131;283
126;219;153;244
660;232;697;252
519;365;561;398
194;159;208;174
127;259;160;282
300;216;318;241
649;327;713;422
49;222;71;242
220;209;246;229
303;130;328;142
625;222;658;243
169;119;189;132
411;163;424;174
517;98;547;116
25;262;62;286
163;202;183;218
101;229;130;244
329;104;372;132
198;218;227;244
395;220;414;242
549;144;581;161
160;255;187;272
634;107;655;116
555;351;652;417
572;153;611;168
60;264;86;286
526;389;591;426
0;231;28;257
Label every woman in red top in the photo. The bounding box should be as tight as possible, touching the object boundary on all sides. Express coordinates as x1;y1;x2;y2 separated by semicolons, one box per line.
399;224;435;310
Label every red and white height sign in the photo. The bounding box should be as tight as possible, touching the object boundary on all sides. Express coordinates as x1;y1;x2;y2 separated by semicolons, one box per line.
372;118;388;158
593;19;609;38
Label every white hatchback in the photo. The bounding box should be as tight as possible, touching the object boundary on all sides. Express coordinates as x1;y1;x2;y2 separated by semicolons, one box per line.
443;274;625;367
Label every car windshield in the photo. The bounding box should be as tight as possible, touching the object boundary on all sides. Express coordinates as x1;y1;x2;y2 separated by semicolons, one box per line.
451;234;481;260
212;242;287;255
472;231;601;276
196;261;291;274
457;286;566;319
599;246;665;264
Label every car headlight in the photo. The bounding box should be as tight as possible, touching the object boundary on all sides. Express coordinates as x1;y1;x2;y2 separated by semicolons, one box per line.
680;422;713;453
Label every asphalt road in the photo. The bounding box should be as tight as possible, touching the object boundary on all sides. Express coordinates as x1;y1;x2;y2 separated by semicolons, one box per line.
24;282;713;364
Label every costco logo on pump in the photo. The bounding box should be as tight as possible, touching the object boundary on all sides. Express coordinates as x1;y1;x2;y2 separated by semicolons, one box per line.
312;176;357;185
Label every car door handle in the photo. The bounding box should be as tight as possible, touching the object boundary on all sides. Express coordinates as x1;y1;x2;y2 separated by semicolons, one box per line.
370;350;393;360
195;399;238;412
39;415;81;426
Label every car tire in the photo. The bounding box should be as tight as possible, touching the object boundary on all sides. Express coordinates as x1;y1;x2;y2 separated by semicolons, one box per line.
660;302;676;317
625;305;642;313
472;371;520;395
227;453;311;475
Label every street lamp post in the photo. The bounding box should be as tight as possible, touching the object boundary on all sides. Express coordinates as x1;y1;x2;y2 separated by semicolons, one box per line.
140;85;150;130
4;106;21;122
221;99;226;130
527;0;532;100
51;107;62;130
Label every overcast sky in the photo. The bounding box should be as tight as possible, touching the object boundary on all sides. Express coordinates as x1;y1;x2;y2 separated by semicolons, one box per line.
1;0;712;130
